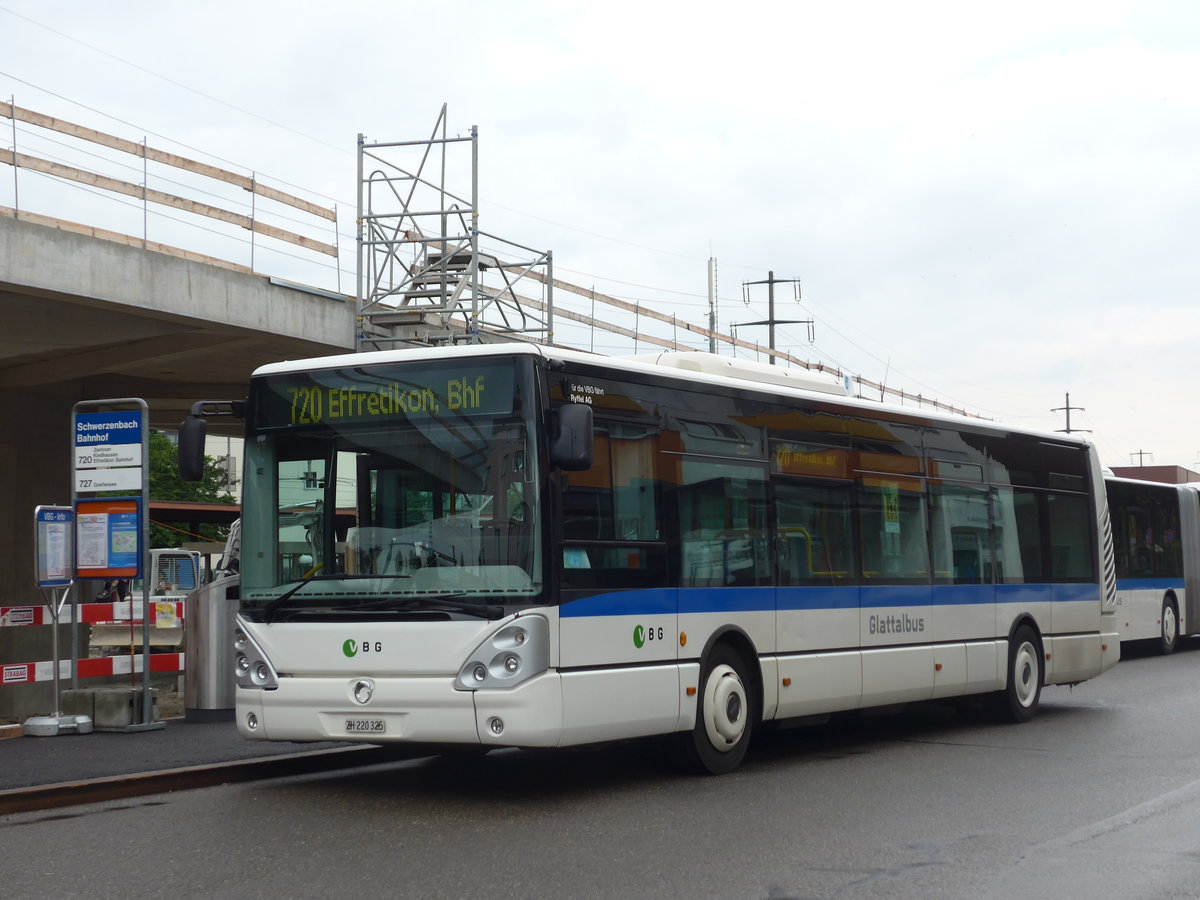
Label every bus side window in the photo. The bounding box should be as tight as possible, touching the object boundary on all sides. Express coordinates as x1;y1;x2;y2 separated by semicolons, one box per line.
562;429;613;541
857;475;928;582
1047;492;1095;581
929;483;991;585
561;422;665;590
992;487;1045;584
774;480;854;586
677;458;769;588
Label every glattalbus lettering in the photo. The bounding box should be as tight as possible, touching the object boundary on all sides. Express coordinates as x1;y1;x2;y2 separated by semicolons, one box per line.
868;613;926;635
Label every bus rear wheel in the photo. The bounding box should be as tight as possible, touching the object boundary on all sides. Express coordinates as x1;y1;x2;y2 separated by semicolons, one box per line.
672;644;756;775
991;624;1043;724
1159;596;1179;655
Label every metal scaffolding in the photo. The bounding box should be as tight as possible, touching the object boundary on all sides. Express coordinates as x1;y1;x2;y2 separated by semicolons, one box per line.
356;105;553;351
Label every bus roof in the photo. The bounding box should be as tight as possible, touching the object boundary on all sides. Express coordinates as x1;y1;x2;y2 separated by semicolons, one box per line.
1105;473;1196;492
250;343;1093;448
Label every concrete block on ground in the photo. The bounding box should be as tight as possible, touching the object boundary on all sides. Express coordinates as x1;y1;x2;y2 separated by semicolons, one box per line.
61;688;96;718
93;687;158;729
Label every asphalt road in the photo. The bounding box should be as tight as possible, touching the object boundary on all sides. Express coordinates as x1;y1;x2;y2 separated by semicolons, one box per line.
4;640;1200;899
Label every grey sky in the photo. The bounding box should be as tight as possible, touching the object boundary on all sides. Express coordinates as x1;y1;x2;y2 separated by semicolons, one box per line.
2;1;1197;470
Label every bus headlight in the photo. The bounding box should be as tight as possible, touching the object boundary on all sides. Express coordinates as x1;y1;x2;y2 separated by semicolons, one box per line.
454;616;549;691
234;625;278;691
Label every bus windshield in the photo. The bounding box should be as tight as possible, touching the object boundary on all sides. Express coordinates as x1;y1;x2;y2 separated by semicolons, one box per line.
239;357;542;617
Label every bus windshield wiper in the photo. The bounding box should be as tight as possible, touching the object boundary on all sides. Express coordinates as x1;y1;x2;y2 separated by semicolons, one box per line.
262;573;340;623
262;572;429;622
343;595;505;620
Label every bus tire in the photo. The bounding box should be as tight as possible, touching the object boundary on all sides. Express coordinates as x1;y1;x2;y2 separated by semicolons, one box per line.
673;644;756;775
991;624;1042;724
1159;596;1179;655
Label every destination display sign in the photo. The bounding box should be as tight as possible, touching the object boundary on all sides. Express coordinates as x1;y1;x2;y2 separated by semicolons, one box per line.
773;442;851;479
73;409;145;493
74;443;140;469
255;362;516;429
74;410;142;446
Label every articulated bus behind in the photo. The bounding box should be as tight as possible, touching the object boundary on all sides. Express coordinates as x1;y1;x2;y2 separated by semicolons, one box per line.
1107;476;1200;653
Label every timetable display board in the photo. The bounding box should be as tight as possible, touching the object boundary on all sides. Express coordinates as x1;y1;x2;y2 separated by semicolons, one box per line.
34;505;74;588
75;497;141;578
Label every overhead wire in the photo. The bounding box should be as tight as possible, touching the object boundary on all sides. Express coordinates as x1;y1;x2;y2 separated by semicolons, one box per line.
0;5;348;160
0;7;984;416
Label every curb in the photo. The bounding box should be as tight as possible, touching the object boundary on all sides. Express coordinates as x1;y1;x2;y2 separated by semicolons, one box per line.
0;744;409;815
0;724;23;741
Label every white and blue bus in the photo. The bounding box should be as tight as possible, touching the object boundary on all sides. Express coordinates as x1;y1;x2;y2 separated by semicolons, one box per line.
181;345;1120;774
1106;475;1200;653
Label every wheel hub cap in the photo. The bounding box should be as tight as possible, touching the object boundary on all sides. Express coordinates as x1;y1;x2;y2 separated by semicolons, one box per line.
703;664;747;750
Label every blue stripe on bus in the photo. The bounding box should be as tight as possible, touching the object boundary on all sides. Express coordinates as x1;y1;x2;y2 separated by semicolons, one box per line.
560;582;1101;617
861;584;932;608
680;587;773;614
777;586;858;611
930;584;995;606
1114;577;1184;591
995;583;1098;604
560;589;678;618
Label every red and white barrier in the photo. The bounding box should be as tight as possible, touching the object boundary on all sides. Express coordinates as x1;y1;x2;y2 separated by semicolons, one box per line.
0;601;185;628
2;652;185;685
1;601;188;689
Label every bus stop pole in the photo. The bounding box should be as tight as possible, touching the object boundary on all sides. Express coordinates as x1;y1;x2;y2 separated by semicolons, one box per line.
140;398;152;725
42;586;71;715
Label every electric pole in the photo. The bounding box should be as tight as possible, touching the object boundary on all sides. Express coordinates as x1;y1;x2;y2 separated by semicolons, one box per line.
736;271;810;365
707;258;717;354
1052;392;1089;434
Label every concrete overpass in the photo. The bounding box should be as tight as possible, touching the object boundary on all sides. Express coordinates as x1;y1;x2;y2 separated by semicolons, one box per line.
0;213;356;609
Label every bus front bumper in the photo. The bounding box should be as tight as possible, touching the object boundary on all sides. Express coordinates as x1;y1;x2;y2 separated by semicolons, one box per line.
235;673;564;747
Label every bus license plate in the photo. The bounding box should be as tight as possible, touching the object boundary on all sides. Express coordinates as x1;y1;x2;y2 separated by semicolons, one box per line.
345;718;385;734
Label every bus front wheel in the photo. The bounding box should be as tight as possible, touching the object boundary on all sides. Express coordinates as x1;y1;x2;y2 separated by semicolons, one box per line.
672;644;756;775
991;625;1043;724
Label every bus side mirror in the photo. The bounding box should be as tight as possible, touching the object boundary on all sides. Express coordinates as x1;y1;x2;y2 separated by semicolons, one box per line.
550;404;594;471
178;399;245;483
178;414;208;483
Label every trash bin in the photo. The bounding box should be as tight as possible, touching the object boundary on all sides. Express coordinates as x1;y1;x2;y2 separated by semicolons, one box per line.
184;574;239;722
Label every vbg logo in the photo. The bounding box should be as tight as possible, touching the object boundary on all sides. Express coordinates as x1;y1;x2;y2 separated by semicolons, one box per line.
632;624;664;649
343;638;382;657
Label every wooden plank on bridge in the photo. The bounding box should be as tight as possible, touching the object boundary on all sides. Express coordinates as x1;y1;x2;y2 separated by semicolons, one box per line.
1;100;336;221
